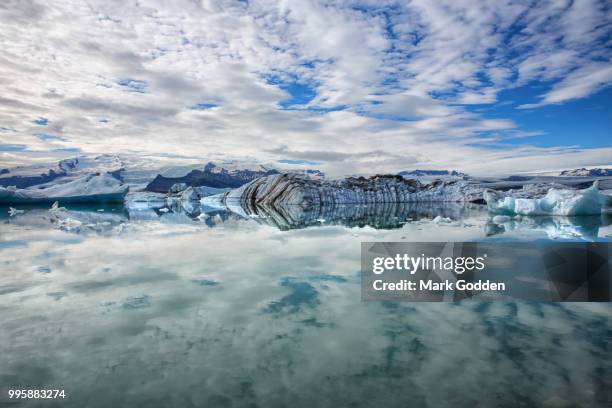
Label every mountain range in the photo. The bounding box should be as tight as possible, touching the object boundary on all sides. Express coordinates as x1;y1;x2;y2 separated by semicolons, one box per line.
559;168;612;177
397;169;465;177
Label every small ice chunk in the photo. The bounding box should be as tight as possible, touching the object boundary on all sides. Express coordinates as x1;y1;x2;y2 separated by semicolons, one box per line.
169;183;188;194
122;295;150;309
49;201;67;213
433;215;452;224
492;215;512;224
159;208;170;213
180;187;199;202
37;265;52;274
8;207;24;216
57;217;82;230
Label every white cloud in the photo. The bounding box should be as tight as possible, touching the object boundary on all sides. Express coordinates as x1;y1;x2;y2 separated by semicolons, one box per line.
0;0;610;176
542;63;612;104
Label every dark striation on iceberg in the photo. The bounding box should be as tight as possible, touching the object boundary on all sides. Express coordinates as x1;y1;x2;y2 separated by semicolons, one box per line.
221;173;484;207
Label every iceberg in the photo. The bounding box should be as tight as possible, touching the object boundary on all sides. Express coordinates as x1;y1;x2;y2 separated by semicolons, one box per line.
57;217;83;231
49;201;67;213
8;207;24;216
219;173;484;207
432;215;453;224
484;182;609;216
0;173;128;204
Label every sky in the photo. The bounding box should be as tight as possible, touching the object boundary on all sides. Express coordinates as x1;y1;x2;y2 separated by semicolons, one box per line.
0;0;610;176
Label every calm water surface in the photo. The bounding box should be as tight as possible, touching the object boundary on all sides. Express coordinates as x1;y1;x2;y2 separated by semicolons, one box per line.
1;204;611;407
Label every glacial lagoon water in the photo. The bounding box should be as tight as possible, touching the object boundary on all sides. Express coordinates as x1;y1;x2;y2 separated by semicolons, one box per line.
1;203;611;407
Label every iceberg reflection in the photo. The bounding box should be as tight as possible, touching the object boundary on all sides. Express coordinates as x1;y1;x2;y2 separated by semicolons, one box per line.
237;201;480;230
3;201;611;240
485;214;610;240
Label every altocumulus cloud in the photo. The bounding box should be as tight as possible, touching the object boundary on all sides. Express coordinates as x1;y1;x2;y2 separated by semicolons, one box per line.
0;0;610;175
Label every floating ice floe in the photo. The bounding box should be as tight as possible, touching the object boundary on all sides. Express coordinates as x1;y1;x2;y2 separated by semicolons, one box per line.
200;194;225;210
0;173;128;204
484;181;610;216
8;207;24;216
57;217;83;231
49;201;67;213
432;215;453;224
492;215;512;223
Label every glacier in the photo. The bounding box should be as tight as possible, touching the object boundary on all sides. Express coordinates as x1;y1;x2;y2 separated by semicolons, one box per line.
0;173;128;204
484;181;610;216
0;154;124;189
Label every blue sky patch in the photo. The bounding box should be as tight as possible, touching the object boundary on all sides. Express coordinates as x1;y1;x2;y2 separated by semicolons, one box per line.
190;102;218;110
265;74;317;109
117;79;147;93
472;85;612;148
53;147;82;153
0;144;27;152
277;159;320;165
35;133;66;141
32;117;48;126
192;278;220;286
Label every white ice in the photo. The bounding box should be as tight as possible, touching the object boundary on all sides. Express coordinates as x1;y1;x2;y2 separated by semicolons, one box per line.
8;207;24;216
49;201;67;213
432;215;453;224
0;174;128;204
484;181;609;216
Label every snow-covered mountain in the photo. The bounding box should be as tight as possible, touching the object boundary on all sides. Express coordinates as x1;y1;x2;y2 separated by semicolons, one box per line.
398;169;466;177
0;155;326;198
145;162;282;192
559;168;612;177
145;161;325;193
